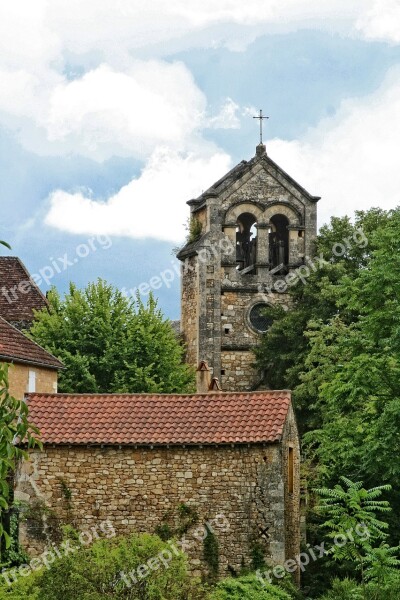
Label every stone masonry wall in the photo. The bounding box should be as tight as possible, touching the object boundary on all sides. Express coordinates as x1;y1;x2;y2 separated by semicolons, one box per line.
180;256;198;366
282;405;301;580
15;443;298;578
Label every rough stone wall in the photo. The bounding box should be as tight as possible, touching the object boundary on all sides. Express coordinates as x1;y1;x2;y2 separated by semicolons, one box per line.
6;363;57;399
180;256;198;366
15;442;299;578
220;350;257;391
281;405;301;580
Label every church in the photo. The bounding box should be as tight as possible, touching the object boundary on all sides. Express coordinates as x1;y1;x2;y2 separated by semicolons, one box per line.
2;140;320;580
177;141;319;391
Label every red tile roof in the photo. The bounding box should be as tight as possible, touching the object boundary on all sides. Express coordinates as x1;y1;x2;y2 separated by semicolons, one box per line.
0;316;63;369
0;257;47;324
25;391;291;446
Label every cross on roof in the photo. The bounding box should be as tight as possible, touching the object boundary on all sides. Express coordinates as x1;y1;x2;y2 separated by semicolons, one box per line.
253;109;269;144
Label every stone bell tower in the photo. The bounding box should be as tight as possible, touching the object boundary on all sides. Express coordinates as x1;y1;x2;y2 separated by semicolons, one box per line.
177;142;320;391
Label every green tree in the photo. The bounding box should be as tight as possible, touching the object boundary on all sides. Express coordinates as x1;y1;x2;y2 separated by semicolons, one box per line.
315;477;400;587
254;209;390;433
29;280;194;394
0;364;41;554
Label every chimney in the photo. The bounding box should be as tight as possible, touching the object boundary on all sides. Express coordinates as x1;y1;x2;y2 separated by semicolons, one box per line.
196;360;211;393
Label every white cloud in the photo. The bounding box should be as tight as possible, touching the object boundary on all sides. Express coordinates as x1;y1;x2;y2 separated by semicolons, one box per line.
44;148;231;241
267;67;400;226
207;98;241;129
356;0;400;44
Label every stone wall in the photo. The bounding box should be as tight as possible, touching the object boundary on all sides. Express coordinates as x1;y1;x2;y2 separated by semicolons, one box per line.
15;436;300;579
6;363;57;400
180;256;198;366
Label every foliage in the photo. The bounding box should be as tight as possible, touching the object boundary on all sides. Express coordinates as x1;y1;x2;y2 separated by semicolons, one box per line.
0;508;29;569
0;533;207;600
29;280;194;393
186;217;203;244
0;365;41;552
155;503;199;540
208;574;292;600
318;575;400;600
0;241;11;250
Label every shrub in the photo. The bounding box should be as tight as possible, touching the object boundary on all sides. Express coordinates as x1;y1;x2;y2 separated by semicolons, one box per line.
208;574;292;600
0;533;207;600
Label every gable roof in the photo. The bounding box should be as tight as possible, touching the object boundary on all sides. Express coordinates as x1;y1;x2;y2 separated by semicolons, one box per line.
0;316;63;370
189;150;320;211
0;257;48;324
25;390;292;446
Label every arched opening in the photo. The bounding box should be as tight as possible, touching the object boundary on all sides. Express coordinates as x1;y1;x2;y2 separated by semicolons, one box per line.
269;214;289;270
236;212;257;274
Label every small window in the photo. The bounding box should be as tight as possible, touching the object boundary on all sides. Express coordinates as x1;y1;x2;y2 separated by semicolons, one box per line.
224;327;230;335
288;447;294;494
28;370;36;393
249;303;273;333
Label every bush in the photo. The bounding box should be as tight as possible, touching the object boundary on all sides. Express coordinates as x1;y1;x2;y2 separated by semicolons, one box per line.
0;533;207;600
208;574;292;600
318;575;400;600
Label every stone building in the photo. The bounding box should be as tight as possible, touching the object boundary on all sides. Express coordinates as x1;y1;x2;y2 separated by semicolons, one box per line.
177;144;320;391
16;384;300;578
0;315;62;399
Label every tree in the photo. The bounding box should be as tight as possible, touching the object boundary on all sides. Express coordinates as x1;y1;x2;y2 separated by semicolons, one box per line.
254;209;391;433
0;364;41;554
29;280;194;394
315;477;400;587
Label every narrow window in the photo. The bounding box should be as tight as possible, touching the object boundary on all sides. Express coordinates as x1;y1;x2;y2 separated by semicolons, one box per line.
288;447;294;494
28;370;36;393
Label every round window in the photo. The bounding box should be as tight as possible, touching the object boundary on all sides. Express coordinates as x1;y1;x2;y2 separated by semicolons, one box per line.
249;303;273;333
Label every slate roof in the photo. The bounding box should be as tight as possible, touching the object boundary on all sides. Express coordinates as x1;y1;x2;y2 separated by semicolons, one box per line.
0;257;47;323
25;391;291;446
0;316;63;370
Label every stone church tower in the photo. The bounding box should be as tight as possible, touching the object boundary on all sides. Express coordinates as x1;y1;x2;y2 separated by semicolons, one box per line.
177;143;320;391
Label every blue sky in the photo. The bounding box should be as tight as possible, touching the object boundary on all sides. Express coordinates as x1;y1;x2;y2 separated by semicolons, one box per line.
1;1;400;318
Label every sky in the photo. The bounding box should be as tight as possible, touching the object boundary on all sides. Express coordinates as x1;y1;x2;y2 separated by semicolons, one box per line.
1;0;400;318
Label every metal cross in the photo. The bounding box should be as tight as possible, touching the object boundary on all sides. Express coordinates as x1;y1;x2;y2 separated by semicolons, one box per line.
253;109;269;144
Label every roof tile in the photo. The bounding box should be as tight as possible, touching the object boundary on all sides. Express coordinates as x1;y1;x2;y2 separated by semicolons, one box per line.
0;316;63;369
25;391;291;446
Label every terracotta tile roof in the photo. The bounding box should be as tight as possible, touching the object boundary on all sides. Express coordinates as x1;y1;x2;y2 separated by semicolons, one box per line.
25;391;291;446
0;257;48;324
0;316;63;370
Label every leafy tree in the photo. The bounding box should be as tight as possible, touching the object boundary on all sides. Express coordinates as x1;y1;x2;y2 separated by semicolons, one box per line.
254;208;390;433
0;365;41;554
315;477;400;587
29;280;194;394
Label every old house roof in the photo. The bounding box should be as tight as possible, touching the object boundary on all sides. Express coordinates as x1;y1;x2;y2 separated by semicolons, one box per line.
0;316;63;370
0;257;48;324
25;391;292;446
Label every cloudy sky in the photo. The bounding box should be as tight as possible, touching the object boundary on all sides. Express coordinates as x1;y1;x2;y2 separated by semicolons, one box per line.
1;1;400;317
